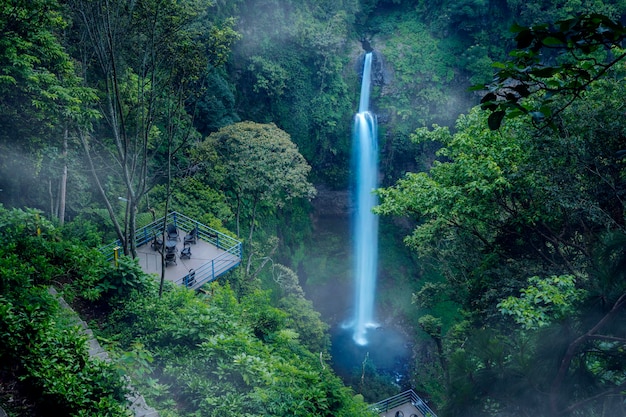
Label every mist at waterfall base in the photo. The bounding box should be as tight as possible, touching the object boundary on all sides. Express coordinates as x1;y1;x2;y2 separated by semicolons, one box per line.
301;215;413;395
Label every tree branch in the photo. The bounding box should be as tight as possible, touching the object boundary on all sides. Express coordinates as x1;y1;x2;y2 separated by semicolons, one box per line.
550;291;626;414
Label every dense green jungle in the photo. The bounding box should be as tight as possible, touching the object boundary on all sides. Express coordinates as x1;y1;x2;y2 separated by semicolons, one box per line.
2;0;626;416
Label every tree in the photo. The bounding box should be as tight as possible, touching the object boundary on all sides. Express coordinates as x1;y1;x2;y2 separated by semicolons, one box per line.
378;71;626;307
197;121;316;278
267;263;330;353
377;60;626;413
443;251;626;417
68;0;238;256
477;13;626;130
0;0;97;223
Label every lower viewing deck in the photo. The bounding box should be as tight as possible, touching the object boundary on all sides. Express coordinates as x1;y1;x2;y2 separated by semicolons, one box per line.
135;236;240;290
369;390;437;417
101;212;242;290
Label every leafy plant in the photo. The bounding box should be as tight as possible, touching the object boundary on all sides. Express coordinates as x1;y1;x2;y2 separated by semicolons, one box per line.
498;275;586;330
100;256;154;299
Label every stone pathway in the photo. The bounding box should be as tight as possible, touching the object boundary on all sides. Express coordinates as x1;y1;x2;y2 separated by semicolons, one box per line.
48;288;159;417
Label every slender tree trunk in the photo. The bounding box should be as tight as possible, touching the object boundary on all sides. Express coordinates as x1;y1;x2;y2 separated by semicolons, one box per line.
434;337;449;385
236;194;241;237
79;129;126;248
244;199;259;277
48;180;55;219
129;201;137;257
159;131;173;298
247;199;258;246
58;126;68;226
549;292;626;414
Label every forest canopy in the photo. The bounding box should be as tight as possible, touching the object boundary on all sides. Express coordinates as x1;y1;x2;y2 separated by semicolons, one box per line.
2;0;626;416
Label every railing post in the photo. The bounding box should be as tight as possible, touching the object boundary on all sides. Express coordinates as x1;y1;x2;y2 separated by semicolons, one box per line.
113;246;120;267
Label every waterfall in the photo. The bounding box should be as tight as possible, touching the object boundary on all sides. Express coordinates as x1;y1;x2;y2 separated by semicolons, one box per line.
351;52;379;346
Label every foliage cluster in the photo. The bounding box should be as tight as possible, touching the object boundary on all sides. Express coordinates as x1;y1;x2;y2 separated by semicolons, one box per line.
100;280;373;417
479;13;626;130
0;207;373;416
228;0;360;186
0;207;132;416
377;36;626;415
376;15;457;127
182;121;317;298
6;0;626;219
0;0;97;215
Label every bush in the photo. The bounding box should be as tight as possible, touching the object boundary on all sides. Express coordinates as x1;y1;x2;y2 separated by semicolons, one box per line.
0;207;131;416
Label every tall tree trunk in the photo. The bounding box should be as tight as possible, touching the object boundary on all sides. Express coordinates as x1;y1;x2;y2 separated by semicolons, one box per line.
58;125;68;226
129;200;137;257
159;130;173;298
245;198;259;277
79;129;125;248
48;179;55;219
235;194;241;237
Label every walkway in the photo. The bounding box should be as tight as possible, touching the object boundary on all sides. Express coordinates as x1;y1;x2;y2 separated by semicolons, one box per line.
49;287;159;417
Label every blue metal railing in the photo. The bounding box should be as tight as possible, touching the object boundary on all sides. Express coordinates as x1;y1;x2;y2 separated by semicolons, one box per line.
99;211;242;288
368;389;437;417
100;239;123;261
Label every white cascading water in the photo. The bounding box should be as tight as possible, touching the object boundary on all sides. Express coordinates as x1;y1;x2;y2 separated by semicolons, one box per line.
351;52;379;346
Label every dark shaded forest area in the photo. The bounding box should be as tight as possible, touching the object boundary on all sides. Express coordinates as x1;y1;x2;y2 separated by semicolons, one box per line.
1;0;626;416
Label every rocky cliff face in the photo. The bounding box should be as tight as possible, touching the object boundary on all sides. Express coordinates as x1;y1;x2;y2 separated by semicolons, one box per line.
311;184;353;217
371;50;390;87
355;49;390;88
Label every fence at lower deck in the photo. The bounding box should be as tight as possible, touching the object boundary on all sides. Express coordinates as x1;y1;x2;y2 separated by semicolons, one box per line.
99;212;242;287
368;389;437;417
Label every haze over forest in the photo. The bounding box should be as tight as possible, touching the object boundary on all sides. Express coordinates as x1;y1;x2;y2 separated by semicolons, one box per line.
1;1;626;416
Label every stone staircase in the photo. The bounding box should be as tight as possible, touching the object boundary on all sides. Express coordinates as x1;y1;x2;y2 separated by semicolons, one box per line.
48;288;159;417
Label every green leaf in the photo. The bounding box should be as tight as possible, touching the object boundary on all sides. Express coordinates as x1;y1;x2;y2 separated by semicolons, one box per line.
516;29;534;49
468;84;486;91
480;92;497;104
510;22;529;33
488;110;506;130
541;36;564;46
530;67;558;78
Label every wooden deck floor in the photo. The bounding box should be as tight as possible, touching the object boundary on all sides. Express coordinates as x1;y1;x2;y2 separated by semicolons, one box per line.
378;403;427;417
135;238;239;287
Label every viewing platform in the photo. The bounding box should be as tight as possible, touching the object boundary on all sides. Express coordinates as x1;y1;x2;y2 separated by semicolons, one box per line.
100;212;242;290
369;389;437;417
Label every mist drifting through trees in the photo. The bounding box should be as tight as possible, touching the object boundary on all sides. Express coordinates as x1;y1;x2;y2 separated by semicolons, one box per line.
1;1;626;416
